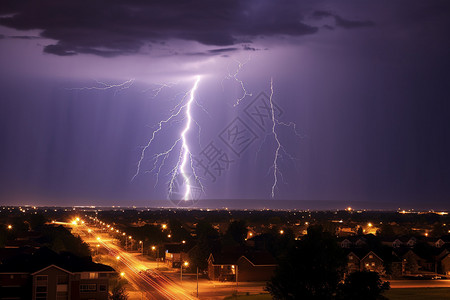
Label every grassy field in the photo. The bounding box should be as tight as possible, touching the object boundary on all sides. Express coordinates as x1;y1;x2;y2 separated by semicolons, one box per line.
223;288;450;299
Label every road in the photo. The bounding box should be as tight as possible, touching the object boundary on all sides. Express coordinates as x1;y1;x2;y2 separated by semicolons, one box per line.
72;222;196;300
390;280;450;288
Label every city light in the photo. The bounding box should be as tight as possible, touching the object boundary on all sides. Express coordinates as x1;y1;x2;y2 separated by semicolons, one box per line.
116;255;120;260
7;225;12;230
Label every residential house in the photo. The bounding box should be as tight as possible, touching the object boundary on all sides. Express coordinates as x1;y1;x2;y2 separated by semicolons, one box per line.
164;243;191;268
435;236;450;248
0;248;115;300
361;251;384;274
208;251;277;282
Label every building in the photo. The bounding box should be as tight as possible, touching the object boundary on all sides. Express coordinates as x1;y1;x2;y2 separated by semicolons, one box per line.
0;247;115;300
208;251;277;282
164;243;191;268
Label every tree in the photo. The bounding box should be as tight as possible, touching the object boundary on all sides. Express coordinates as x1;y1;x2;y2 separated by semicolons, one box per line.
336;271;390;300
266;225;347;300
189;221;220;271
110;279;128;300
225;220;247;246
376;224;395;238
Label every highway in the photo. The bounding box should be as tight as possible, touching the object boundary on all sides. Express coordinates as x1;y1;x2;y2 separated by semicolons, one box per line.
71;221;196;300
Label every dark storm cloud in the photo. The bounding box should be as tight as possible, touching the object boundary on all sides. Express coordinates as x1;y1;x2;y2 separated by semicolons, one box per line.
208;47;239;54
9;35;40;39
313;10;374;29
0;0;370;57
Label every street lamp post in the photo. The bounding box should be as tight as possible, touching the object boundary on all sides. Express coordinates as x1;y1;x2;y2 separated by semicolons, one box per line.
196;266;199;298
181;261;189;284
152;246;159;268
236;265;239;292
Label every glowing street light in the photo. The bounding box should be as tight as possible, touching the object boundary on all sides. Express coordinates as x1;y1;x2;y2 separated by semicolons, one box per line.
181;261;189;283
7;225;12;230
120;272;125;277
162;224;167;229
279;230;284;235
152;246;159;268
116;255;120;260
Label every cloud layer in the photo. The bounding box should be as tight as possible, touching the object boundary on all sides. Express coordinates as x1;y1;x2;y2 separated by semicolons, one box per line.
0;0;372;57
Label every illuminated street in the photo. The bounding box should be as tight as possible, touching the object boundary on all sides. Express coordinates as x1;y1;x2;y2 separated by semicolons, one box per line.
72;222;197;300
66;220;268;299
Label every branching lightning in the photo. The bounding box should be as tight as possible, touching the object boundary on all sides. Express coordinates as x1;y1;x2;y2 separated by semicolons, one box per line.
142;82;178;98
224;58;253;106
177;76;200;200
132;76;204;201
67;79;134;96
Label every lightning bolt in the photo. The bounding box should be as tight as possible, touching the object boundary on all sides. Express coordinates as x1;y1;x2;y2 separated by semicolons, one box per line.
267;78;304;198
269;78;281;198
178;76;200;200
67;79;134;96
224;58;253;106
142;81;178;98
132;76;203;201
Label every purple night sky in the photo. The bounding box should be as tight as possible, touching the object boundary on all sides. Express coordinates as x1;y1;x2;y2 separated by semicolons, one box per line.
0;1;449;208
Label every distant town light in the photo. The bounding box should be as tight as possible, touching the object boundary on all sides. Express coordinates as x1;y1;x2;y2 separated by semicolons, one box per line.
184;261;189;267
368;223;373;227
152;246;156;250
162;224;167;229
7;225;12;230
116;256;120;260
182;240;186;244
279;230;284;235
167;234;171;238
120;272;125;277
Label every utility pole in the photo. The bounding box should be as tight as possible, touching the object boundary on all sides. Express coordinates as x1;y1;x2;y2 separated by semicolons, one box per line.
236;265;239;294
